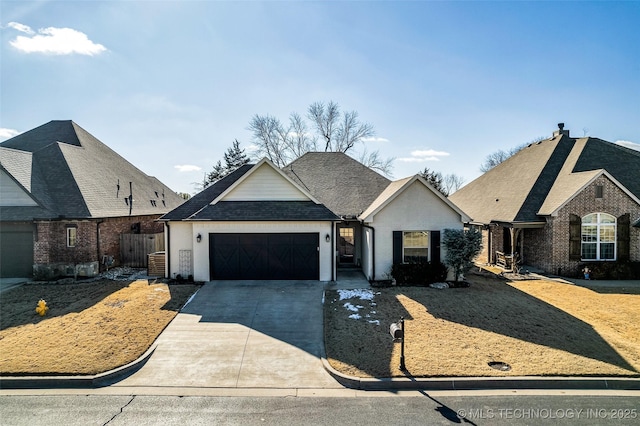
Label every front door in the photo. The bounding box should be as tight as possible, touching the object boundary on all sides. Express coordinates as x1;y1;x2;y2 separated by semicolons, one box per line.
338;227;355;264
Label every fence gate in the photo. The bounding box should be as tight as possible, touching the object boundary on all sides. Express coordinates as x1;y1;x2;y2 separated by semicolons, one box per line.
120;233;164;267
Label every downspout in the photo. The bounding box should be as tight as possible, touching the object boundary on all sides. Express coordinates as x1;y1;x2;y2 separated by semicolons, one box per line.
331;222;335;282
361;222;375;281
96;220;103;271
165;222;171;279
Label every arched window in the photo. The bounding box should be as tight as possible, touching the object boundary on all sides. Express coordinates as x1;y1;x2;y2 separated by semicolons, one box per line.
581;213;616;260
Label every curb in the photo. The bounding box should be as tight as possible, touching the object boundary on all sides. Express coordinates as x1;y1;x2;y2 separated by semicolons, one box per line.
320;358;640;391
0;344;157;389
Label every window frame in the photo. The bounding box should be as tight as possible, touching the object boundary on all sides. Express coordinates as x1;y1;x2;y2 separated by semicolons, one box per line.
581;212;616;261
402;231;429;263
66;226;77;248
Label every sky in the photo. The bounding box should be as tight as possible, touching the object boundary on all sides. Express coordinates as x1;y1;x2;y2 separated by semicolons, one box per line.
1;1;639;195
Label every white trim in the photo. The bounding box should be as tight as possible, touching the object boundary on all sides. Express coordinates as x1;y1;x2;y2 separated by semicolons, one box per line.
545;170;640;217
359;175;471;223
210;158;323;205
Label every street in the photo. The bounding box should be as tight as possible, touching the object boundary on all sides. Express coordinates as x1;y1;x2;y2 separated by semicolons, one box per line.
1;393;638;425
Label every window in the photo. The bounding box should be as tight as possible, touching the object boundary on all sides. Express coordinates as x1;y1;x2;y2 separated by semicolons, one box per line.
66;227;77;247
581;213;616;260
595;185;603;199
403;231;429;262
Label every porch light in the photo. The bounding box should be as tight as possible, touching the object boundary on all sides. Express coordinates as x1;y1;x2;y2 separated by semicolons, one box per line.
196;233;202;243
325;233;330;243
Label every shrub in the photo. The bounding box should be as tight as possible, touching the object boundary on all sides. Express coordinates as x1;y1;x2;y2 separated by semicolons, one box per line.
391;261;448;285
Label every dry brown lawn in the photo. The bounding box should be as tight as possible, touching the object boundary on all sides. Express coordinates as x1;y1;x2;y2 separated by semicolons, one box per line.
325;272;640;378
0;279;199;375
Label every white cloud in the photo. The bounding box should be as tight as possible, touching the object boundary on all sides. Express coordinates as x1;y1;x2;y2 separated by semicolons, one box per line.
174;164;202;172
397;156;442;163
410;149;450;157
361;137;389;143
397;148;450;163
9;23;107;56
0;128;20;141
615;140;640;152
7;22;34;34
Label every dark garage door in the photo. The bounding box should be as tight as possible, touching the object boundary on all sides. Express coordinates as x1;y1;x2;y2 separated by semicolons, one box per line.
209;233;319;280
0;224;34;278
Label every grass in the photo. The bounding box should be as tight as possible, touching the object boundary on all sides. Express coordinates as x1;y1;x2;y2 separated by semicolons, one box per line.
324;271;640;378
1;272;638;379
0;279;199;375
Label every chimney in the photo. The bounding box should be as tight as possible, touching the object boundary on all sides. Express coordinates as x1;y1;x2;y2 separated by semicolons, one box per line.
553;122;570;137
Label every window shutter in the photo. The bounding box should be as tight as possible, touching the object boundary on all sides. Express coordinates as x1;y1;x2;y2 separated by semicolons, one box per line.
430;230;441;264
393;231;402;264
569;214;581;261
617;213;630;262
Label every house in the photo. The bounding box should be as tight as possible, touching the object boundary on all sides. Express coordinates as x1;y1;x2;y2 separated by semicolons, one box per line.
0;120;184;279
449;123;640;278
161;152;469;282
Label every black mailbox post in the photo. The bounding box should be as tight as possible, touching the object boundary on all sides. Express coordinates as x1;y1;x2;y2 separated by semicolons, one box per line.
389;317;406;371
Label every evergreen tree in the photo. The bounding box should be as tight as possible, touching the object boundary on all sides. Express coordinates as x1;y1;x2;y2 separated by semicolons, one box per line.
205;140;250;187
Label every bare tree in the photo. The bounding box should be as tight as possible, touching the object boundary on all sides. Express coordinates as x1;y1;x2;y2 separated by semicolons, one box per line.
479;139;542;173
249;101;393;176
359;148;395;176
442;173;465;195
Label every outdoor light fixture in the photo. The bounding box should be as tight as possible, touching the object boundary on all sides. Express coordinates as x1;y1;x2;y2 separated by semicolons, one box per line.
325;233;330;243
196;233;202;243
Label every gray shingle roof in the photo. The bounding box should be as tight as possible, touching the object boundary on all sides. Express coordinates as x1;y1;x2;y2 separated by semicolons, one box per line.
282;152;391;217
0;120;184;221
450;133;640;224
192;201;338;221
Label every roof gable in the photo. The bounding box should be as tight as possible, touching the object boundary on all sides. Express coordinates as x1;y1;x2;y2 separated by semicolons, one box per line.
450;133;640;224
0;167;38;207
216;159;313;203
360;175;470;222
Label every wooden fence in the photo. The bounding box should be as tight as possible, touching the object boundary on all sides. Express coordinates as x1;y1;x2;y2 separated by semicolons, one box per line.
120;233;164;267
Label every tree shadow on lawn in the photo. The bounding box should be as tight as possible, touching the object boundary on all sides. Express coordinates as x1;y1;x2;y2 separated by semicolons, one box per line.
413;275;637;374
0;280;131;330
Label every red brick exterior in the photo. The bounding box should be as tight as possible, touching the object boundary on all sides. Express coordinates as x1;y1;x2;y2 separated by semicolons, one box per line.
34;215;164;273
487;176;640;276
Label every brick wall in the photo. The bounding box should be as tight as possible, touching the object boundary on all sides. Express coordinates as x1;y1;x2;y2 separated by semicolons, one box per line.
527;175;640;276
34;215;164;276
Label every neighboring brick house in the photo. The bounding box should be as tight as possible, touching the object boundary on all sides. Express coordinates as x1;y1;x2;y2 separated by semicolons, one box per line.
449;124;640;278
0;120;184;279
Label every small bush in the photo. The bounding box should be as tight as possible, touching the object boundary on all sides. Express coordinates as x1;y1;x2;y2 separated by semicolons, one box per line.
391;261;448;285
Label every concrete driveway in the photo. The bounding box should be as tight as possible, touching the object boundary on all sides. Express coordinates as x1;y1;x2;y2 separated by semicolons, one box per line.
112;279;356;390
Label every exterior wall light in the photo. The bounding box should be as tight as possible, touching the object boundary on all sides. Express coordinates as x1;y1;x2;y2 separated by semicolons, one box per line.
325;233;331;243
196;233;202;243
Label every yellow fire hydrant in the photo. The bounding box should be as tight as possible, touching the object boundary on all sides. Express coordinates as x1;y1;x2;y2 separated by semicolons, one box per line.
35;299;48;316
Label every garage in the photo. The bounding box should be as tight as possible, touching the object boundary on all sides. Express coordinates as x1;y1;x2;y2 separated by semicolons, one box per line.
0;223;34;278
209;233;319;280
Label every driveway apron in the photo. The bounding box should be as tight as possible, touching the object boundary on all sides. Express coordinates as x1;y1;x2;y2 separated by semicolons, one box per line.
113;280;342;389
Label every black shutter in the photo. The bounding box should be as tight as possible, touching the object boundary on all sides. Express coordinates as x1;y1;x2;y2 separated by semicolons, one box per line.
569;214;581;261
617;213;630;262
430;230;441;264
393;231;402;264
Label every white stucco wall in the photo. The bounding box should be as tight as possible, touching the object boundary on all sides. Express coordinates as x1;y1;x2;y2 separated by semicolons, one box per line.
363;181;464;280
167;220;335;282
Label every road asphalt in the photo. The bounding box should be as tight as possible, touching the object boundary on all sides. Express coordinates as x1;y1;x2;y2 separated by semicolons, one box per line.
1;270;639;394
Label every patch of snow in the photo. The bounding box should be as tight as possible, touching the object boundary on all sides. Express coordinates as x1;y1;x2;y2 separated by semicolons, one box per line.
349;314;361;320
368;320;380;325
337;289;375;301
343;302;359;312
